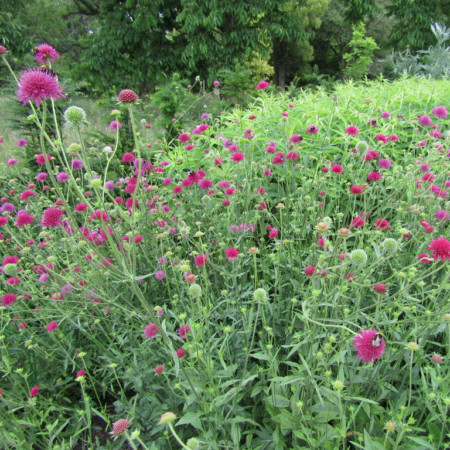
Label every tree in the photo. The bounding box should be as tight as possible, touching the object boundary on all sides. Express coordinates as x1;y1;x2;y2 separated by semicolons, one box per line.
386;0;450;51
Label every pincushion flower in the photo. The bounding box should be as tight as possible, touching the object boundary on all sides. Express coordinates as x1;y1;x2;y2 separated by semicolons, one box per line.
112;419;130;435
427;236;450;262
345;125;359;136
432;105;448;118
17;67;65;106
144;323;159;339
41;208;65;227
256;80;269;90
353;329;386;364
225;247;239;260
34;43;60;64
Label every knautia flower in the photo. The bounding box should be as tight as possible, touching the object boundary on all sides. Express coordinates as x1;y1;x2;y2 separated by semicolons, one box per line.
29;385;40;397
432;105;448;119
112;419;130;435
256;80;269;90
427;236;450;262
353;329;386;363
17;67;65;106
34;43;60;65
144;323;159;339
345;125;359;136
118;89;138;103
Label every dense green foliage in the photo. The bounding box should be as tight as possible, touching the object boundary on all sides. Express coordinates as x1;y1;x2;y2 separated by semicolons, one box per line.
1;0;448;94
0;42;449;447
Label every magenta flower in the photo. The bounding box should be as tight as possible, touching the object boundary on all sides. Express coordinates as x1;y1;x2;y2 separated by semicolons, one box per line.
432;105;448;119
178;325;191;339
155;270;166;280
41;208;65;227
427;236;450;262
256;80;270;90
418;115;432;126
34;43;60;65
29;385;40;397
17;67;65;106
345;125;359;136
46;321;58;332
353;329;386;364
17;138;27;147
144;323;159;339
109;120;122;130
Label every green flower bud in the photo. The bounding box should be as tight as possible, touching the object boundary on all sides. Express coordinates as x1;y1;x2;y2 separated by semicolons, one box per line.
3;263;17;275
383;238;397;253
350;249;368;265
355;141;369;152
188;283;202;298
253;288;267;302
64;106;86;126
159;412;176;425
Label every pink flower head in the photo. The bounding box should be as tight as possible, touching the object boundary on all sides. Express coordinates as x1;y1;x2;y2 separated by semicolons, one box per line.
381;111;390;118
331;164;343;173
109;120;122;130
1;293;17;306
367;171;382;181
418;253;432;264
373;283;387;294
17;67;65;106
29;386;40;397
76;370;86;378
112;419;130;436
213;80;220;87
36;172;48;182
432;105;448;119
41;208;64;227
350;185;364;194
374;219;391;230
306;125;318;134
435;209;449;221
244;129;255;139
376;134;387;143
287;151;299;160
304;265;315;276
345;125;359;136
194;254;208;267
71;159;83;170
418;115;432;126
16;211;35;226
364;150;379;161
46;321;58;332
179;133;190;143
427;236;450;262
378;159;392;169
7;158;18;166
225;247;239;260
176;348;185;358
353;329;386;364
144;322;159;339
56;172;69;182
118;89;138;103
34;43;60;65
155;270;166;280
289;134;302;143
256;80;270;90
178;325;191;339
17;138;27;147
231;152;244;162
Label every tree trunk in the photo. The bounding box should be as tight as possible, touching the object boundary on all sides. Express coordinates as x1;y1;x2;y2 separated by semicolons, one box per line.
273;38;287;88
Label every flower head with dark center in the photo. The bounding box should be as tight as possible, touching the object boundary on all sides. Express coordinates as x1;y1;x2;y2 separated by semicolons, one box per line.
353;329;386;364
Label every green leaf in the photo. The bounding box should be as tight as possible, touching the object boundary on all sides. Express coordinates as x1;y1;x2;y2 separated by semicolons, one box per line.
177;412;204;431
265;395;291;408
